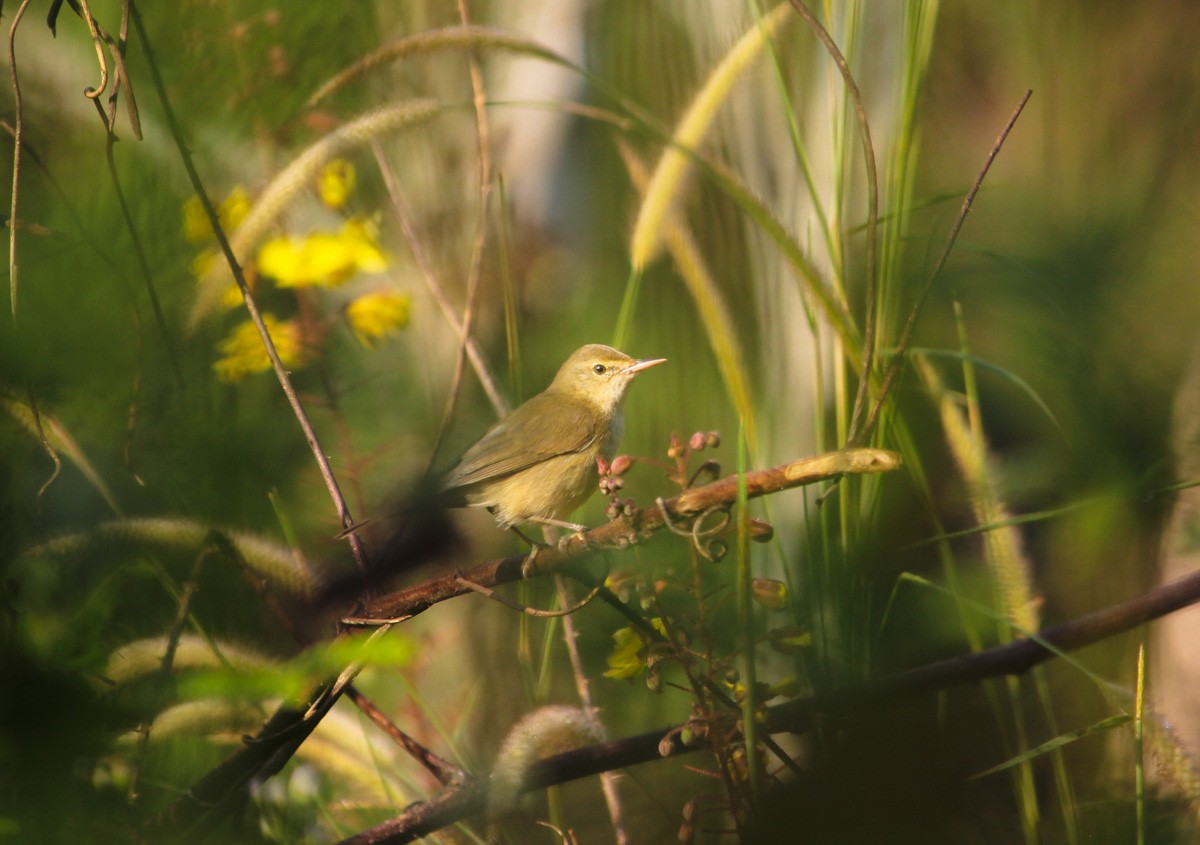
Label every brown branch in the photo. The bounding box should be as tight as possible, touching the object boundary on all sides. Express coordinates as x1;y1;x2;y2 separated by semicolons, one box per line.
347;448;900;624
160;448;897;836
337;777;488;845
339;564;1200;844
343;685;463;787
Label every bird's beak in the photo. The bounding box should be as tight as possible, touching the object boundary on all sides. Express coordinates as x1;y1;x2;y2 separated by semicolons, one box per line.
624;357;667;375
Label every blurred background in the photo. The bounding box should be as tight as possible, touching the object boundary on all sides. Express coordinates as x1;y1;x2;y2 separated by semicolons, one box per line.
3;1;1200;842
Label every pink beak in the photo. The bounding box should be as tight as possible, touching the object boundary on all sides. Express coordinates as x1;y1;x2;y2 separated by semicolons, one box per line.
624;357;667;375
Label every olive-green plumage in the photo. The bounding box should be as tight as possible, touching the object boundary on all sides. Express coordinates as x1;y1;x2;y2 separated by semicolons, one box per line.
442;344;665;529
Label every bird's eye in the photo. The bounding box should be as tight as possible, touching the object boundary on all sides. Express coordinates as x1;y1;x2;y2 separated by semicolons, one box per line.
592;364;607;375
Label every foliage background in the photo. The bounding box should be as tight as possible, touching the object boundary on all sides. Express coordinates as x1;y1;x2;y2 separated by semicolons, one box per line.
3;1;1200;842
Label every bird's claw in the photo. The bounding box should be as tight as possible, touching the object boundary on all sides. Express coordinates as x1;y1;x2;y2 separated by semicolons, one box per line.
556;528;590;552
520;544;542;578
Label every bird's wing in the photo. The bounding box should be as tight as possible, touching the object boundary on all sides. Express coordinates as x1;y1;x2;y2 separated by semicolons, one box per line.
442;393;602;491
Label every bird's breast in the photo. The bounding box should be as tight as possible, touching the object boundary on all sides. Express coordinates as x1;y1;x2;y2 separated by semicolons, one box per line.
472;450;603;527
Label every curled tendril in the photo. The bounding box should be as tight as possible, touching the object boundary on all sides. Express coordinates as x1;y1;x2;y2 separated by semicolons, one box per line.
454;575;602;617
656;498;732;561
77;0;110;100
686;459;722;488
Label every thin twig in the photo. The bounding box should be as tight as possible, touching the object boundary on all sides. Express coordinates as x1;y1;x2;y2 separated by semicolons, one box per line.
99;101;183;384
372;148;508;419
456;0;494;394
343;684;464;787
7;0;34;316
128;542;212;802
407;0;500;480
856;89;1033;443
25;385;63;509
787;1;880;446
75;0;110;99
555;576;629;844
127;0;368;573
456;575;601;617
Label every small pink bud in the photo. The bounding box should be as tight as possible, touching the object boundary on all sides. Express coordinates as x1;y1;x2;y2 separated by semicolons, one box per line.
610;455;632;476
749;518;774;542
688;431;707;452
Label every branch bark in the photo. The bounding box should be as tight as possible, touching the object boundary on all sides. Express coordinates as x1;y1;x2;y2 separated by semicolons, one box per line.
348;448;900;624
340;564;1200;844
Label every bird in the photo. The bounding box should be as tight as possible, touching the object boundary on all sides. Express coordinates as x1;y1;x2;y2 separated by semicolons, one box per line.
441;343;666;537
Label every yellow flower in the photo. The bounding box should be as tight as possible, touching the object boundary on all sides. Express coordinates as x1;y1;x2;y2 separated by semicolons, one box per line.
345;291;411;347
257;218;388;288
318;159;356;210
183;187;251;244
190;251;255;309
213;314;306;382
603;618;667;680
220;283;246;310
190;250;216;280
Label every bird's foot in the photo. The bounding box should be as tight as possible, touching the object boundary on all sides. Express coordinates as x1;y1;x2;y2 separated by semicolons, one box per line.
556;528;590;552
521;544;543;579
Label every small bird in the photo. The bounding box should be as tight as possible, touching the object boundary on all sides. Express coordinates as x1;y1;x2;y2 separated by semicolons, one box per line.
442;343;666;535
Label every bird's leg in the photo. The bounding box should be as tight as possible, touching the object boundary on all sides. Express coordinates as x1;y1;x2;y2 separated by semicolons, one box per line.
503;524;550;578
507;523;546;549
525;515;589;535
528;516;591;557
508;519;590;578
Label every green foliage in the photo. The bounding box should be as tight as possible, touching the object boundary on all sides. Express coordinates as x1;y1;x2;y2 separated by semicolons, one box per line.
4;1;1200;843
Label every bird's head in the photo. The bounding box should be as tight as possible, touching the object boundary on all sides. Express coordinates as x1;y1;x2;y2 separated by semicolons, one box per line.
548;344;666;415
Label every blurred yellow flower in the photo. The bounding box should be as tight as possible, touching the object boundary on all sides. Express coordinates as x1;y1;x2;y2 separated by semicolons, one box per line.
346;291;411;347
220;283;246;310
318;159;356;210
603;618;667;680
190;250;216;280
191;250;256;309
183;187;250;244
213;314;306;382
257;218;388;288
